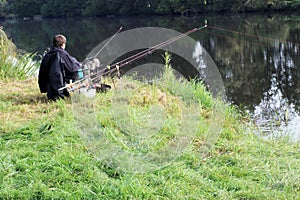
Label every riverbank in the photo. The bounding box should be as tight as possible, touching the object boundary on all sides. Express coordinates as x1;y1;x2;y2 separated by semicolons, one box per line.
1;25;300;199
1;74;299;199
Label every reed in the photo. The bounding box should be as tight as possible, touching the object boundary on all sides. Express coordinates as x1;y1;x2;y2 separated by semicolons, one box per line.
0;29;39;80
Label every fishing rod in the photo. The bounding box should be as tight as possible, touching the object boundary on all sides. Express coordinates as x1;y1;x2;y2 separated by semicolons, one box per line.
59;26;123;92
89;25;208;81
60;25;208;92
112;25;207;70
94;26;123;58
81;26;123;66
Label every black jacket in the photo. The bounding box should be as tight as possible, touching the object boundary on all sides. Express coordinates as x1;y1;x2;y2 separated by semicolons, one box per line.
38;47;81;100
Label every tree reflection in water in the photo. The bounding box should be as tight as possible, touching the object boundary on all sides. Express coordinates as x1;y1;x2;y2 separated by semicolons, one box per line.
252;41;299;140
253;74;299;139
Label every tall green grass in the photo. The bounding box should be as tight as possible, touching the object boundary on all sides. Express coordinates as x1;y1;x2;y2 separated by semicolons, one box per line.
0;29;39;80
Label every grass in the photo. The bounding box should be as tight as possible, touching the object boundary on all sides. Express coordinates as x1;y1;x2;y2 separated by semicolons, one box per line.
0;32;299;199
0;72;299;199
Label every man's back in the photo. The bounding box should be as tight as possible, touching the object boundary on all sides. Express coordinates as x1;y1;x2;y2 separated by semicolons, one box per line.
38;47;81;100
38;34;82;100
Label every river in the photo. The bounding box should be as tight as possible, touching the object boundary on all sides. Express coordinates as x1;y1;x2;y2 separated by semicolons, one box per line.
1;13;299;140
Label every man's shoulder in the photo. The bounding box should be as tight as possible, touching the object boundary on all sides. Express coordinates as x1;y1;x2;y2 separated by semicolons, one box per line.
54;47;69;56
43;47;68;62
46;47;67;55
41;47;60;64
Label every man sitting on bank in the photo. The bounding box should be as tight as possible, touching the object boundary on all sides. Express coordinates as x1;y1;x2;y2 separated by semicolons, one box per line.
38;34;82;100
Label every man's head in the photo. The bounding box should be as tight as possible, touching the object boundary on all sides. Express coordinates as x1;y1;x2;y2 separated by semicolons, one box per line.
53;34;66;49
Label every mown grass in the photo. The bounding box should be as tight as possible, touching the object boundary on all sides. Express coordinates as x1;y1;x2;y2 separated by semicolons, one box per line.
0;31;299;199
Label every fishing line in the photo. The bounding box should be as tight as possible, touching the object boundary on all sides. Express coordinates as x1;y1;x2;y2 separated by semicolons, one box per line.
199;29;269;46
206;25;300;47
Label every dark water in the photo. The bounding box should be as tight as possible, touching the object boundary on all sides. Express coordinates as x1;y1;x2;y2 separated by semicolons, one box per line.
1;14;300;139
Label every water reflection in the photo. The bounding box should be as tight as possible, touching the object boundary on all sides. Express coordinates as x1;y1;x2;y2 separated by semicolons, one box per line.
252;41;299;139
253;74;299;135
1;14;300;139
